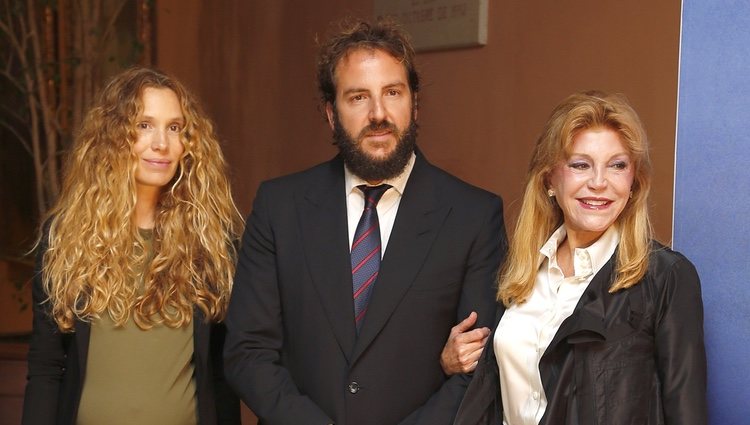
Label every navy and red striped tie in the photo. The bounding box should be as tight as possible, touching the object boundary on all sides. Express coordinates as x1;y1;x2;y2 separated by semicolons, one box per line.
351;184;391;333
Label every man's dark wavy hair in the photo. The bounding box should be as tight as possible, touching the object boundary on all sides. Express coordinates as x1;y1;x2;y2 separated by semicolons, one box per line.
316;17;420;111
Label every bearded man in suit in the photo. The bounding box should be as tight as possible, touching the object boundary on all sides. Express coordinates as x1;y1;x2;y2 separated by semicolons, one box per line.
224;18;508;425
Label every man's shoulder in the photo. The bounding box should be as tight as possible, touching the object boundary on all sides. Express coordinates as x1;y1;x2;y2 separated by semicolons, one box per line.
417;156;502;205
260;157;341;191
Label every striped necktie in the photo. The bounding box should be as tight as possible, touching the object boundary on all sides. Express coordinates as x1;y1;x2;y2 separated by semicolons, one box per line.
351;184;391;332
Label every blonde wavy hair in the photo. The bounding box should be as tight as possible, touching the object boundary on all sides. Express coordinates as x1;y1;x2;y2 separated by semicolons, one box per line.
41;67;243;332
498;91;653;306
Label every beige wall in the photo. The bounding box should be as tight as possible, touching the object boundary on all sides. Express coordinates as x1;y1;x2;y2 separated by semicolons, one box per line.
156;0;680;242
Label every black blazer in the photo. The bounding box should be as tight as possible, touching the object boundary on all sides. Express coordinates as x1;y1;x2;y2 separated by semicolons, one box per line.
224;152;508;425
454;244;707;425
22;241;240;425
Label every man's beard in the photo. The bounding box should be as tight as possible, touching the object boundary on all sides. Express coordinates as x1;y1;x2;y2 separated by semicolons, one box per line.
332;112;418;182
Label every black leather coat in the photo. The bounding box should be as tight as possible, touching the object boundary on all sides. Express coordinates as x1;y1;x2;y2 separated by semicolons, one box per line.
454;244;707;425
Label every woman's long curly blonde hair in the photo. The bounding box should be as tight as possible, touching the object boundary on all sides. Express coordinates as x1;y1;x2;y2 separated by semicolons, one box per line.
498;91;653;306
41;67;243;332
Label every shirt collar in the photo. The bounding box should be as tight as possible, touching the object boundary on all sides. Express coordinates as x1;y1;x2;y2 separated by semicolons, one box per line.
539;224;620;281
344;152;416;196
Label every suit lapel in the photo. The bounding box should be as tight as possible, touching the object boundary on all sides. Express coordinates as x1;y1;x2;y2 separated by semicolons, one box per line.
296;157;358;362
545;256;616;352
351;155;450;363
193;310;209;368
74;320;91;384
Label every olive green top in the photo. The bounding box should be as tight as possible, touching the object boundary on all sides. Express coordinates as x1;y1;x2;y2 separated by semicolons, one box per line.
76;229;197;425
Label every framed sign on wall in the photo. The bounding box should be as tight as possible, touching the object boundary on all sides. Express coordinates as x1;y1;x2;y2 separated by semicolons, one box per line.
374;0;489;52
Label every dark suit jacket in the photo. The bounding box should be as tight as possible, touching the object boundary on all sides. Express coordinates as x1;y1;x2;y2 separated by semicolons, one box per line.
22;240;240;425
224;152;508;425
454;244;707;425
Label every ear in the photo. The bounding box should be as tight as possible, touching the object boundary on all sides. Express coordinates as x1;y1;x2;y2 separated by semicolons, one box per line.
325;102;335;131
412;94;419;121
542;174;556;195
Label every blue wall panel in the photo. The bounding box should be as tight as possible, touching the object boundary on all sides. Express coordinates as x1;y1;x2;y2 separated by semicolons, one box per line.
675;1;750;423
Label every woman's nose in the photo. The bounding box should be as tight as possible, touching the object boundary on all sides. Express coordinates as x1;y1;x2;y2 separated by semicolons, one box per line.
151;130;167;151
588;168;608;189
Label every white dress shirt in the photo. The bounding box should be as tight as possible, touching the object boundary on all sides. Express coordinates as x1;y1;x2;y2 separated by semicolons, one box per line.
494;224;620;425
345;153;416;256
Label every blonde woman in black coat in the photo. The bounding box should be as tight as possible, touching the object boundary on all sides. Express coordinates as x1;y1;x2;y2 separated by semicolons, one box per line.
454;91;706;425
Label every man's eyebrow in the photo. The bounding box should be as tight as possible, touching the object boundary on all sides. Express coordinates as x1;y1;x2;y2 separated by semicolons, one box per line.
341;87;369;96
341;81;407;96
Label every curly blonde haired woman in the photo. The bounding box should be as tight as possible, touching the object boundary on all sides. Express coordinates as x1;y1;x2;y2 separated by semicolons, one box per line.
22;67;243;425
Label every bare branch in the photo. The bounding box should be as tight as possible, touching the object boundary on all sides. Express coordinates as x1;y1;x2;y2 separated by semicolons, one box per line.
99;0;128;45
0;68;26;93
0;102;28;125
0;119;32;155
2;0;140;219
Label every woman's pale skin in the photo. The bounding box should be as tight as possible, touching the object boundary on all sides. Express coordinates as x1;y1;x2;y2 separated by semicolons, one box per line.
132;87;185;229
547;127;635;276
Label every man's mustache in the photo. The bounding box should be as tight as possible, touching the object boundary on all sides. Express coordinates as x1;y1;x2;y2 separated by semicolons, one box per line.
357;120;399;139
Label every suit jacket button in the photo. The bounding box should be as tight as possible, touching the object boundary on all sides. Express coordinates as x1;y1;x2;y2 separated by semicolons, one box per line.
348;381;360;394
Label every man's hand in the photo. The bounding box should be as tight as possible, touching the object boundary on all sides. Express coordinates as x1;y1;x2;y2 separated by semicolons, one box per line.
440;311;490;375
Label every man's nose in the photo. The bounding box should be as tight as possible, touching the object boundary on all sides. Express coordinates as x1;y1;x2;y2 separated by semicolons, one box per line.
368;98;386;122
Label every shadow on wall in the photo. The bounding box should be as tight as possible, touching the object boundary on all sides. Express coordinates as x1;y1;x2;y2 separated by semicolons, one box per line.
0;343;27;425
0;260;32;336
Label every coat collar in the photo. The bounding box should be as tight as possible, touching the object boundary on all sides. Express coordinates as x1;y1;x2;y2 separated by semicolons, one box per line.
74;320;90;384
296;151;450;365
295;156;355;360
352;151;449;363
544;255;616;352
